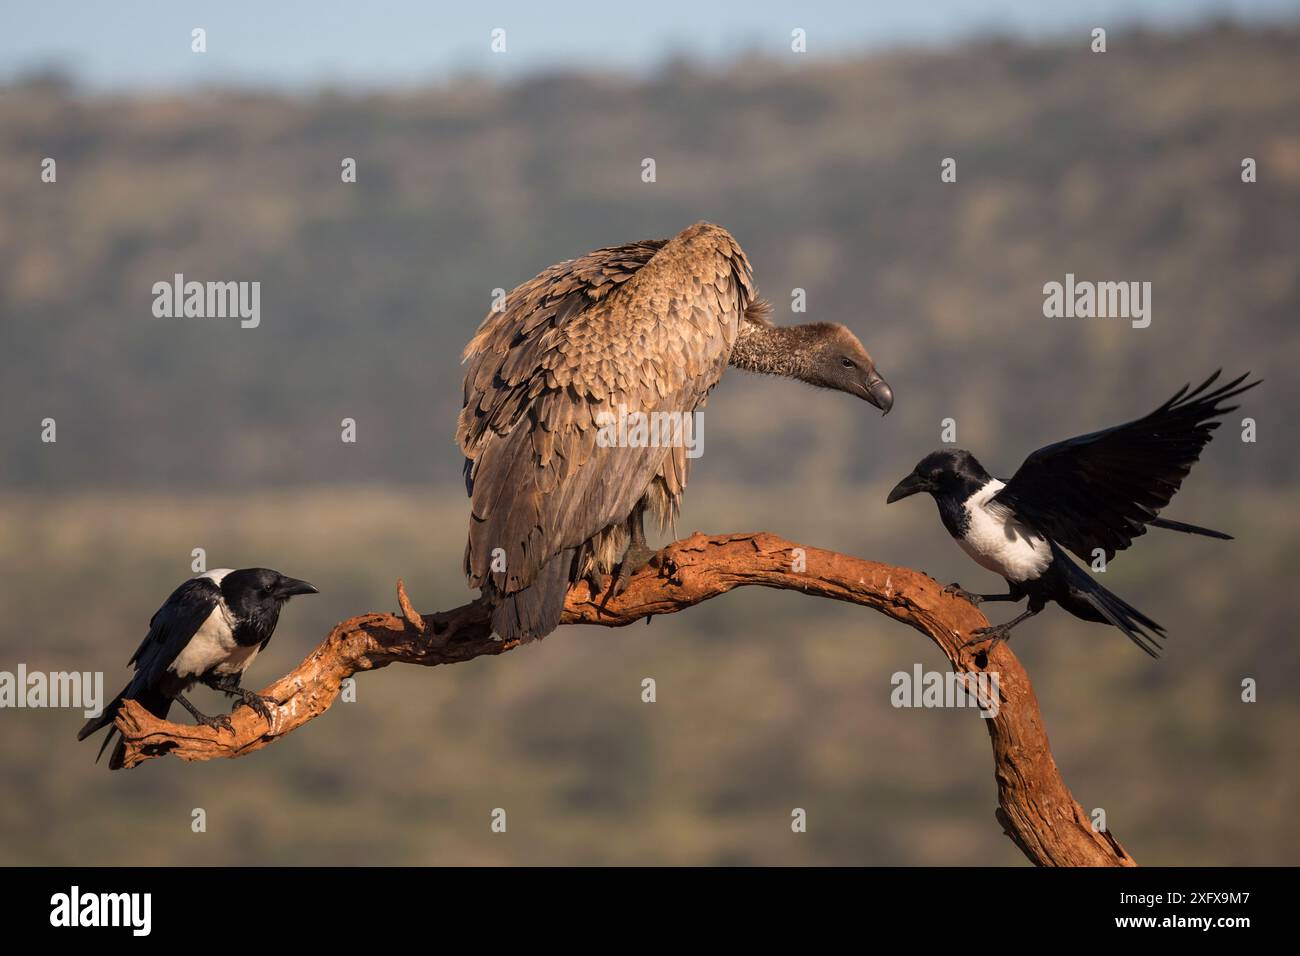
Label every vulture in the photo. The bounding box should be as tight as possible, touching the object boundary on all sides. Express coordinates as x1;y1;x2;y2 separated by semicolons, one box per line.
457;221;893;643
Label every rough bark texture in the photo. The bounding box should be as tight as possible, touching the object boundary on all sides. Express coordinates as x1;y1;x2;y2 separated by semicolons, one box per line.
113;531;1135;867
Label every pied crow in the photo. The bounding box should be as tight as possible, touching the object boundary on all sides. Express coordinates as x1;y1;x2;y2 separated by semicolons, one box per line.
77;567;317;768
886;371;1258;657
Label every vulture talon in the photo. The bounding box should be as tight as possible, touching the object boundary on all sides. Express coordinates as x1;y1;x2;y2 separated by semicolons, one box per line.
621;543;657;579
600;542;656;610
600;565;629;610
583;568;606;601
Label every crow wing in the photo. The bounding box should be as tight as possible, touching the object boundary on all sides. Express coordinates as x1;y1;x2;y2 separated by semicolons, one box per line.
75;575;223;758
992;371;1259;562
457;222;756;595
125;576;224;693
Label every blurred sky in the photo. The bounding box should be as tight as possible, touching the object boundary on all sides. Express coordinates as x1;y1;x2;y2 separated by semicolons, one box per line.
3;0;1299;90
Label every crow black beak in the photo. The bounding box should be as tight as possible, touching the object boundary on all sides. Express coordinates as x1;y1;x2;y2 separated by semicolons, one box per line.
277;577;319;597
886;473;928;503
865;370;893;415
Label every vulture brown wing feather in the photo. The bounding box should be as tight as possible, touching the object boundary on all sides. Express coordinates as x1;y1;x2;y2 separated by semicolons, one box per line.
457;224;755;609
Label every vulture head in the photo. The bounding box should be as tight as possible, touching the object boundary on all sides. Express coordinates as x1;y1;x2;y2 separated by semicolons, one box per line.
800;322;893;414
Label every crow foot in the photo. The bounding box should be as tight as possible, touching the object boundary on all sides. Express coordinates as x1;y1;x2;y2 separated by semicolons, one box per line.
233;688;274;722
194;710;235;734
962;624;1013;650
175;693;235;734
943;583;984;606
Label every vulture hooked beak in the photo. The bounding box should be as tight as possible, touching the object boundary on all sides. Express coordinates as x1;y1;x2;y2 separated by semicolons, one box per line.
886;472;930;504
864;369;894;415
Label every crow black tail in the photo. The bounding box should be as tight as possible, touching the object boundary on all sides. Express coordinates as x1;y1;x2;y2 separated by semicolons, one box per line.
77;682;172;770
1049;541;1166;658
1149;516;1233;540
489;548;577;644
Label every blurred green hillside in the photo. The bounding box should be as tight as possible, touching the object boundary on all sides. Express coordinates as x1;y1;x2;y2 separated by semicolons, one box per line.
1;23;1298;864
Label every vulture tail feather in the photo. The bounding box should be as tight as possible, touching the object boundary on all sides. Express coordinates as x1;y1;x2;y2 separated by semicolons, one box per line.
490;548;577;644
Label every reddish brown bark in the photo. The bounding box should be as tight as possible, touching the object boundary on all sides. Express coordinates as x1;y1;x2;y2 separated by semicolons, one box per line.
114;531;1135;866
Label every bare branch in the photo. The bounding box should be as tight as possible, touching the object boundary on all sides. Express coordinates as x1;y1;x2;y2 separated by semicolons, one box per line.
113;531;1135;867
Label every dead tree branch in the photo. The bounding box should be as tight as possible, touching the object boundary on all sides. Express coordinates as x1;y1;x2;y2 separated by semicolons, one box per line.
113;531;1135;867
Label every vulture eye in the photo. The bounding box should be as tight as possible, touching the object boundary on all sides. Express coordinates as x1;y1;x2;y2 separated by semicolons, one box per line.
840;358;855;369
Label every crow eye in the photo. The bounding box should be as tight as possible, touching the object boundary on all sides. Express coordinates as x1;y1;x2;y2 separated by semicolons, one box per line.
840;358;855;369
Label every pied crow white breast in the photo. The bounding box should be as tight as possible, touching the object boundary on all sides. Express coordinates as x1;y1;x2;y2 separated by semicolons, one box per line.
886;371;1259;657
77;567;317;769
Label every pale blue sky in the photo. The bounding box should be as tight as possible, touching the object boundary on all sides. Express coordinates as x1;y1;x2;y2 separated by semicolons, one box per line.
3;0;1298;90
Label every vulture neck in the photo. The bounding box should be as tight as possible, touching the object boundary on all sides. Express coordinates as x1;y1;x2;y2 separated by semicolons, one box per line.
729;321;819;379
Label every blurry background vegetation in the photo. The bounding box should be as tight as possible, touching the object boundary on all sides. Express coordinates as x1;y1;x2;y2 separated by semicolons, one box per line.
1;21;1298;865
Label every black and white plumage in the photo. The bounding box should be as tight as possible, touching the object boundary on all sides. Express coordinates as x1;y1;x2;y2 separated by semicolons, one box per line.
77;567;318;768
886;371;1259;657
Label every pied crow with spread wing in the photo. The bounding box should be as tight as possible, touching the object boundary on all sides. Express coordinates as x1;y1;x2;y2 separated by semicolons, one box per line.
886;371;1259;657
